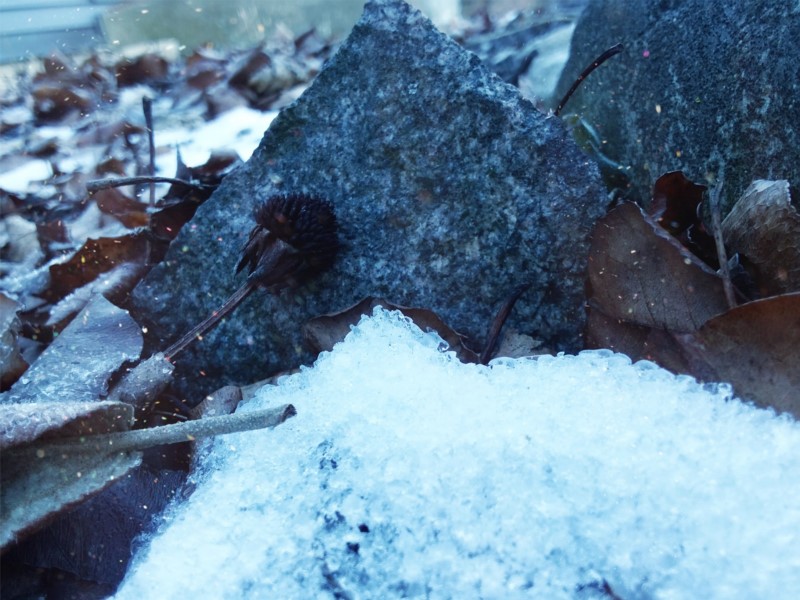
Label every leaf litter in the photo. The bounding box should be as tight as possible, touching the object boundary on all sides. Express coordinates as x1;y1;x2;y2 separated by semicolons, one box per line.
586;174;800;418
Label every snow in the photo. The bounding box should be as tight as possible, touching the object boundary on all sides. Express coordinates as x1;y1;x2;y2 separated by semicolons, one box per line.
116;308;800;599
0;105;273;194
154;106;276;177
0;159;53;194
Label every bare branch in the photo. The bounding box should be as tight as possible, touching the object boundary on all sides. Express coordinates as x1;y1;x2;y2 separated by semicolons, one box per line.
86;176;213;193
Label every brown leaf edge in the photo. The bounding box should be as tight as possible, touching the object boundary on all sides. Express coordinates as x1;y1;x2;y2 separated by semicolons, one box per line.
304;297;480;364
673;293;800;419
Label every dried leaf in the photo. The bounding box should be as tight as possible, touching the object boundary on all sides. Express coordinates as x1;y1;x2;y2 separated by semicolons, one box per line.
184;49;226;90
6;464;185;588
46;231;152;303
190;385;242;420
1;214;40;263
305;297;479;363
649;170;719;267
649;170;706;236
722;180;800;295
228;49;272;90
31;84;94;122
491;330;545;360
675;293;800;418
114;54;169;87
74;120;144;148
0;400;139;550
1;293;29;390
46;262;147;327
585;303;693;374
587;202;729;333
2;295;143;406
0;401;133;452
92;187;150;229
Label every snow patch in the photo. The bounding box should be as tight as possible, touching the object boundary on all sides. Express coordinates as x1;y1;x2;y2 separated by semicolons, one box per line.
116;308;800;599
155;106;276;176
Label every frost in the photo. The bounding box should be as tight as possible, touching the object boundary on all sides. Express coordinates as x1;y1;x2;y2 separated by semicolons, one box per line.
116;308;800;598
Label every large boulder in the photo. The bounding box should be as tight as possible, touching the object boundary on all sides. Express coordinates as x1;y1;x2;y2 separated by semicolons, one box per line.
131;0;606;399
556;0;800;207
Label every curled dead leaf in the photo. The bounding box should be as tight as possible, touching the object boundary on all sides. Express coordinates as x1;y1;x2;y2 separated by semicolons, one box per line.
722;180;800;295
31;84;94;122
114;54;169;87
649;170;706;237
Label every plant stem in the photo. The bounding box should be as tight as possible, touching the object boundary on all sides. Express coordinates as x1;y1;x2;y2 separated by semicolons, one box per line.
86;175;213;193
164;280;256;360
555;43;624;117
708;179;737;309
480;283;532;365
142;96;156;207
17;404;296;458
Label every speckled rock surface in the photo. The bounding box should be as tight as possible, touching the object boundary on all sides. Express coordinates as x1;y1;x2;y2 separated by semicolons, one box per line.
131;0;606;399
555;0;800;208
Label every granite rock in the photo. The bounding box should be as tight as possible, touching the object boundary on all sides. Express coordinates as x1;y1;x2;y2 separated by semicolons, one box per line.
555;0;800;208
131;0;606;399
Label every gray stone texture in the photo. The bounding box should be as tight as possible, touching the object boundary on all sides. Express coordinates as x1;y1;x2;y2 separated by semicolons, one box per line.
556;0;800;208
131;0;606;398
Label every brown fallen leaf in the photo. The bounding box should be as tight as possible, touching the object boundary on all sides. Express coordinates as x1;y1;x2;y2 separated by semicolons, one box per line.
1;399;297;551
649;170;706;236
31;84;94;122
114;54;169;88
45;262;144;330
722;180;800;296
190;385;242;420
106;353;175;414
674;293;800;418
649;170;718;268
586;202;729;334
74;120;144;148
45;231;153;305
304;297;479;363
585;304;695;375
92;187;150;229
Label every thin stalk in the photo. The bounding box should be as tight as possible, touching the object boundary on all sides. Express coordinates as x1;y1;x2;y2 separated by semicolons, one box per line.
555;43;624;117
13;404;296;458
86;175;213;193
142;96;156;207
164;281;256;360
708;179;737;309
480;283;532;365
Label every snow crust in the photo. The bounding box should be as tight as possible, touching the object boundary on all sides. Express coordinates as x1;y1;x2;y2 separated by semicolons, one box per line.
154;106;276;176
116;308;800;599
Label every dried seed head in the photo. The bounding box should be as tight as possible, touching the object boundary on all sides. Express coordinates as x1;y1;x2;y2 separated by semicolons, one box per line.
236;194;339;291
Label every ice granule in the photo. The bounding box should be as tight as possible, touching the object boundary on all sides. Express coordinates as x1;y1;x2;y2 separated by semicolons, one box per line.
116;308;800;599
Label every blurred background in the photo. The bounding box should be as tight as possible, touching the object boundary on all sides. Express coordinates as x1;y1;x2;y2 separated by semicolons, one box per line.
0;0;581;63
